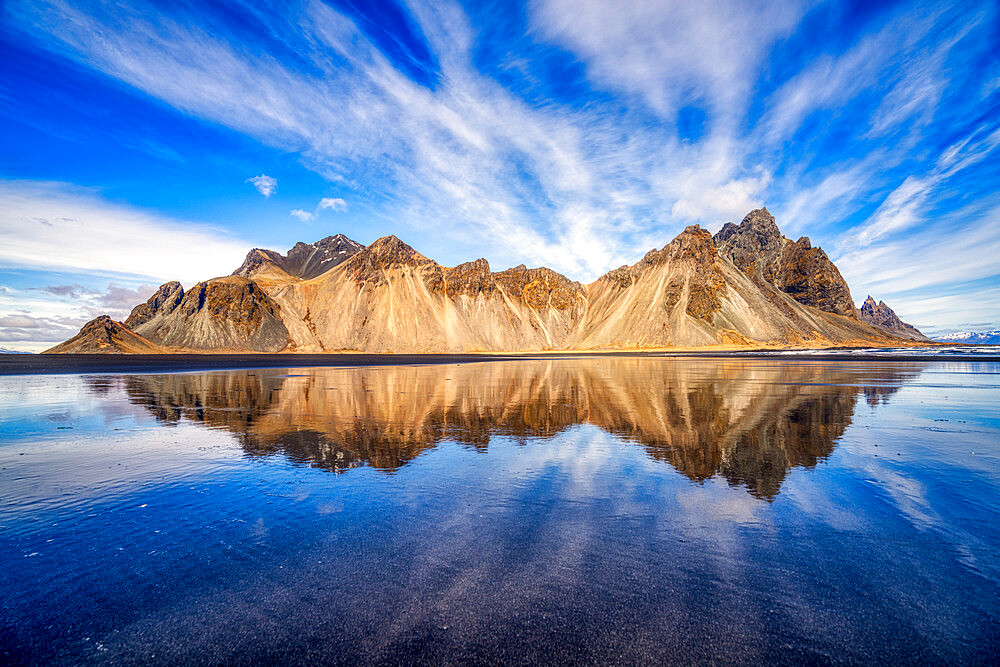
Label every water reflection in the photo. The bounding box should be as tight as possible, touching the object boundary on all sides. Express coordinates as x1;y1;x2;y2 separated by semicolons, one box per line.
99;359;921;499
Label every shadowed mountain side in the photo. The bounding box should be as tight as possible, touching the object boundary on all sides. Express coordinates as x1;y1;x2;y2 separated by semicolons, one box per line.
715;208;856;317
127;276;289;352
105;359;921;498
859;296;930;341
578;225;889;348
233;234;364;281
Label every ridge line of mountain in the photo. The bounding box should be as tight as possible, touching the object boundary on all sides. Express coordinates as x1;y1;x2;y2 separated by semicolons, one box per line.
46;208;932;354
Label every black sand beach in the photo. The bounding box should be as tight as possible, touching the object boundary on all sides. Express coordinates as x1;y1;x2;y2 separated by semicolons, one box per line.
2;348;997;375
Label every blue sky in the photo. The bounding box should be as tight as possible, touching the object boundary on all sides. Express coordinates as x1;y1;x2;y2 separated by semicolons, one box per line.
1;0;998;350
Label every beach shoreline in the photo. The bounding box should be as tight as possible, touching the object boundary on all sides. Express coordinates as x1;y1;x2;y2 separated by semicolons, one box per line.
2;344;996;375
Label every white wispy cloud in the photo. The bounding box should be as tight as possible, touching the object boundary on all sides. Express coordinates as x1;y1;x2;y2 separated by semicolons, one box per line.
0;283;157;352
4;0;998;330
842;126;1000;248
246;174;277;197
0;180;250;283
318;197;347;212
291;198;347;223
530;0;809;123
771;161;877;237
835;198;1000;329
5;0;780;277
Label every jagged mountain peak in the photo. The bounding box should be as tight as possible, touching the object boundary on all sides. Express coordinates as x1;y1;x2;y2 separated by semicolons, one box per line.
126;275;290;352
233;233;364;280
743;206;776;225
314;233;360;247
714;208;782;259
858;295;929;341
340;235;435;285
667;224;716;258
633;224;718;271
713;209;855;317
47;208;928;354
125;281;185;329
360;235;431;265
288;233;363;258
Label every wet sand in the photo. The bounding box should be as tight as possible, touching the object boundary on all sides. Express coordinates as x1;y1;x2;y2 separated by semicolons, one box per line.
1;347;996;375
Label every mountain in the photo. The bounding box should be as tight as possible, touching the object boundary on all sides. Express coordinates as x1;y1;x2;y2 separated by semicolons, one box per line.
714;208;856;316
233;234;363;281
43;315;165;354
46;210;923;354
577;223;878;348
858;296;930;341
261;235;588;352
933;331;1000;345
124;276;289;352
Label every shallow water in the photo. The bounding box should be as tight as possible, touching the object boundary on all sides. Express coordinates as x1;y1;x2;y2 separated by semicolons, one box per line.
1;358;998;664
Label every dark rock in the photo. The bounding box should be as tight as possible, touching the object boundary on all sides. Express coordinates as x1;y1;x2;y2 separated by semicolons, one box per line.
125;281;184;329
132;277;290;352
858;296;929;341
283;234;364;279
714;208;856;317
491;264;586;311
233;234;363;280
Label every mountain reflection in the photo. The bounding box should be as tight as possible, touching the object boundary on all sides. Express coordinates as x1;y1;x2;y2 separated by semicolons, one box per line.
103;359;921;499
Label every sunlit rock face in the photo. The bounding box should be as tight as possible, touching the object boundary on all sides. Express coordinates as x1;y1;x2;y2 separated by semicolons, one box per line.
43;315;165;354
578;223;887;349
125;281;184;329
127;276;289;352
256;221;894;353
262;235;589;353
109;359;920;498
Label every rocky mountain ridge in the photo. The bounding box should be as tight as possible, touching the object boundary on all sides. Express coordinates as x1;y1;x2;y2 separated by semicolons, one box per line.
714;208;856;316
233;234;363;281
46;208;929;353
857;296;929;341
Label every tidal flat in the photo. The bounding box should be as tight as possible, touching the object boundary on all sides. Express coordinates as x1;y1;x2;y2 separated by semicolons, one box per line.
1;358;998;664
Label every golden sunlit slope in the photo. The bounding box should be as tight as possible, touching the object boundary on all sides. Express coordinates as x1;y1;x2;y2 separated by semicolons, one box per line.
43;315;166;354
48;209;919;353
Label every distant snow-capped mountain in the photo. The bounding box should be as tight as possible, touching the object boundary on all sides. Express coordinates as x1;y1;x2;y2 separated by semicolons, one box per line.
933;331;1000;345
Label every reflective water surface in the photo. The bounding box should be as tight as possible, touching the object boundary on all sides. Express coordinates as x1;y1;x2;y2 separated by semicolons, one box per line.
1;358;998;663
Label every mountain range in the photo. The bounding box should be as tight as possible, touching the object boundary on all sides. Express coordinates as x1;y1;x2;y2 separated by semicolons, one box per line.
45;208;931;354
933;331;1000;345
